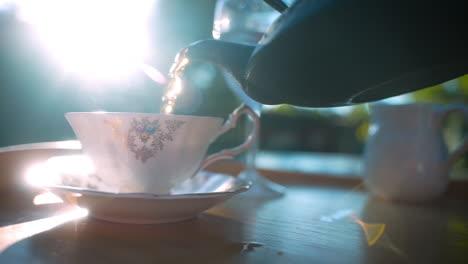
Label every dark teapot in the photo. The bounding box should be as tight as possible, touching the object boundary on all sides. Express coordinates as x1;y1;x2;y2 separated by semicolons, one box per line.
178;0;468;107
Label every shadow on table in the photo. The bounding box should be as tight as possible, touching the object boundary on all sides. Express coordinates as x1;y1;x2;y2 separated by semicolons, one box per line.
1;212;251;264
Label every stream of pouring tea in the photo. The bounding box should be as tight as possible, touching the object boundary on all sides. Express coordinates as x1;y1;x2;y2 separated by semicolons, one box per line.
160;53;190;114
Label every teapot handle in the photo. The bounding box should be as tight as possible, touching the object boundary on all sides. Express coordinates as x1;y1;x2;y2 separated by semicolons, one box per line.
437;105;468;171
191;104;260;178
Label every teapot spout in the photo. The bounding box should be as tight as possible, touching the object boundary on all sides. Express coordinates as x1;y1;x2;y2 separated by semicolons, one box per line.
177;39;255;87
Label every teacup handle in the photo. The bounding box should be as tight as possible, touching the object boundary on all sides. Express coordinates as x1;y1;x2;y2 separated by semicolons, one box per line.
437;105;468;171
192;104;260;177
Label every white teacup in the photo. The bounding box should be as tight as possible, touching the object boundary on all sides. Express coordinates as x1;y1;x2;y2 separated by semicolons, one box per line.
65;104;259;194
363;103;468;202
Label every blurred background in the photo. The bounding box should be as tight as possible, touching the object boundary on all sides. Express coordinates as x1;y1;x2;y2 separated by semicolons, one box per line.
1;0;467;177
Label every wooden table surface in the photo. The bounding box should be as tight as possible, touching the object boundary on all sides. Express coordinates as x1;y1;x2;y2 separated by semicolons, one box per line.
0;142;467;264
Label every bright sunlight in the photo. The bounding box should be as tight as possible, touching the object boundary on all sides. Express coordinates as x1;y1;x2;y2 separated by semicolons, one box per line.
16;0;154;80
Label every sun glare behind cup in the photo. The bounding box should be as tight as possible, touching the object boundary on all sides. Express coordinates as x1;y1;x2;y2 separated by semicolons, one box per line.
24;163;56;187
25;156;95;187
46;155;95;177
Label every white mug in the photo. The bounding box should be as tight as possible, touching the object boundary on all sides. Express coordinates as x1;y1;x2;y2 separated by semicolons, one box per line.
65;104;259;194
363;103;468;202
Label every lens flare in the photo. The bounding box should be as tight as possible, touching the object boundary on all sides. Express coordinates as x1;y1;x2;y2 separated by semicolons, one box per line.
351;216;386;247
320;208;386;247
141;63;167;85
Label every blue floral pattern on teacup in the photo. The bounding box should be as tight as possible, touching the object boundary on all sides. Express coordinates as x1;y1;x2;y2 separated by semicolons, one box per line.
128;118;185;162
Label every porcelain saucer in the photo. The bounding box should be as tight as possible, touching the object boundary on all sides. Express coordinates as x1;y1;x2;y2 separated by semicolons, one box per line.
32;156;250;224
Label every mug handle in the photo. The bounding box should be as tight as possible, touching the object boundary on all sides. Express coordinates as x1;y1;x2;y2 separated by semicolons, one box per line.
191;104;260;177
437;105;468;171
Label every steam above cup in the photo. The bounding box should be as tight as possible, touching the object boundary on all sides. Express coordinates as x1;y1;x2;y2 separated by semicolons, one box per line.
65;105;259;195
